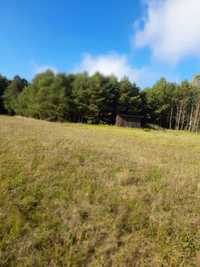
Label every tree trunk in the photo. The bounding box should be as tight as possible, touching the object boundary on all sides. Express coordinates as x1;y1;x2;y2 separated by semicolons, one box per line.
177;100;184;130
193;101;200;132
188;105;194;131
180;107;186;130
169;105;173;129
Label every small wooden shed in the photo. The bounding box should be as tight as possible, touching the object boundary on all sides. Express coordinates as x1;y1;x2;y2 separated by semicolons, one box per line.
115;114;142;128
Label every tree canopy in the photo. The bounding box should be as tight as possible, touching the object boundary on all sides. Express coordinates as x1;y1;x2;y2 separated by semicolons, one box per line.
1;71;200;132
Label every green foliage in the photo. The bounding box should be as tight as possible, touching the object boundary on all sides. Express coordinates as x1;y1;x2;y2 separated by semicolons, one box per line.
72;72;90;122
118;78;141;115
3;75;28;115
1;71;200;131
0;71;144;124
87;73;106;124
0;75;9;114
72;72;119;124
144;78;177;127
17;71;72;121
192;74;200;88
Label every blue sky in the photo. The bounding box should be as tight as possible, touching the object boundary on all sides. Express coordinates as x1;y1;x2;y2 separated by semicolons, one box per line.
1;0;200;87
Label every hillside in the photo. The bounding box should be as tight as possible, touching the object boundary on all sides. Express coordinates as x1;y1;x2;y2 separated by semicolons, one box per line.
1;116;200;266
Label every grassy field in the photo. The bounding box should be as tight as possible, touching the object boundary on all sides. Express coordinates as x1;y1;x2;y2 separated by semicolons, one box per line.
1;116;200;266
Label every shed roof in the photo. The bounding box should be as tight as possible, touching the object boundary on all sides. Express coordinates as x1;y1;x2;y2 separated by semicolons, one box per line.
117;114;143;120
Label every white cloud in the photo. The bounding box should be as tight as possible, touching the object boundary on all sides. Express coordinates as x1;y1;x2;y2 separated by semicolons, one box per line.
75;53;141;82
134;0;200;63
74;53;181;87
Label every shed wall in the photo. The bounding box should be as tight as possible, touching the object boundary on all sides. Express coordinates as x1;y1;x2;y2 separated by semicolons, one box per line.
116;115;141;128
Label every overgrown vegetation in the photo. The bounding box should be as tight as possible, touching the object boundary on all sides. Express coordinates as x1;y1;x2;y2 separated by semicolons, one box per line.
1;72;200;131
1;116;200;266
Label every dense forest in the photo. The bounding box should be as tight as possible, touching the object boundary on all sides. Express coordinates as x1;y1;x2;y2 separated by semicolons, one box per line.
1;70;200;131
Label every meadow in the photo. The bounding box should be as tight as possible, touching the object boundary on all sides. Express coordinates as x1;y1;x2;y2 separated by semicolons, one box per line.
1;116;200;266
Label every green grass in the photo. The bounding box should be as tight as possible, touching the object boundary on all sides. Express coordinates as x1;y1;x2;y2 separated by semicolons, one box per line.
1;116;200;266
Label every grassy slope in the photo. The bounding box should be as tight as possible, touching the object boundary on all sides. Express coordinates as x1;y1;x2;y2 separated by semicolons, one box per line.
1;116;200;266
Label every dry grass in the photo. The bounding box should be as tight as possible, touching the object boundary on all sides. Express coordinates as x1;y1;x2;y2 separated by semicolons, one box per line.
1;115;200;266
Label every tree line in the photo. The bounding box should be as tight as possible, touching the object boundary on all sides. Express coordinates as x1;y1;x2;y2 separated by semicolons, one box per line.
1;70;200;131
